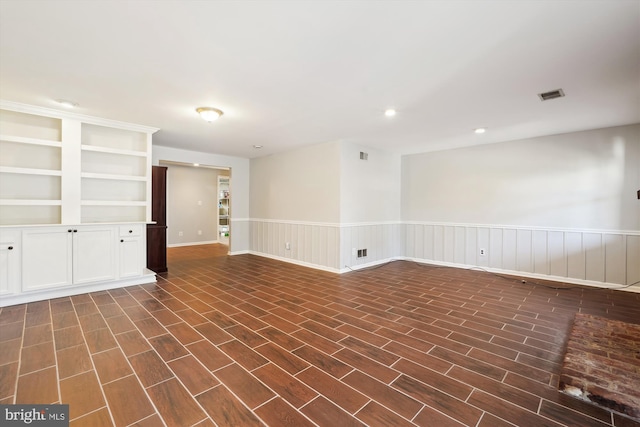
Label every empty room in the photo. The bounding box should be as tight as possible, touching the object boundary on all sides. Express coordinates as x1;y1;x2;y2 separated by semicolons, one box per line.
0;1;639;426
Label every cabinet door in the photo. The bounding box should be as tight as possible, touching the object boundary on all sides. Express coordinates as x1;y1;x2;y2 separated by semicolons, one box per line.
0;229;20;295
119;236;142;278
0;242;18;295
73;226;117;284
22;228;72;291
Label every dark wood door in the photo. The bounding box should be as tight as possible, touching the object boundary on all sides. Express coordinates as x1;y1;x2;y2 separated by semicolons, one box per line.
146;166;168;273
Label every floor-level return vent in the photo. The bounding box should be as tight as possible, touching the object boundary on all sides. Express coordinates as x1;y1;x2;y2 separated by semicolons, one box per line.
538;88;565;101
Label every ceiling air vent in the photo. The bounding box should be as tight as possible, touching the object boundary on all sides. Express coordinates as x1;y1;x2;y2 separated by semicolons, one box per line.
538;89;565;101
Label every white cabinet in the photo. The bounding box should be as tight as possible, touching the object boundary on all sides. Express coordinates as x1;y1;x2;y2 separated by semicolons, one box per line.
22;226;117;291
73;226;117;284
118;225;143;278
22;227;72;291
0;229;20;295
0;223;151;306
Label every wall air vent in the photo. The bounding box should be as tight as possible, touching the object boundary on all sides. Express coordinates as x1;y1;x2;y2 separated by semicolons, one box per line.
538;89;565;101
359;152;368;160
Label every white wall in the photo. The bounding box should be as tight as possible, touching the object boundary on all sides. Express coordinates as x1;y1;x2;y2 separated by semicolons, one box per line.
402;124;639;230
152;145;250;253
249;140;404;271
250;141;341;223
339;142;403;269
339;142;401;223
249;141;341;270
164;164;222;246
401;124;640;286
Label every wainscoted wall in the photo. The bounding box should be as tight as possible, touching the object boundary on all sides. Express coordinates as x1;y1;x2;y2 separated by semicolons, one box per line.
246;128;639;287
248;220;404;273
404;222;640;287
340;223;403;272
397;125;639;289
249;219;639;289
249;219;341;271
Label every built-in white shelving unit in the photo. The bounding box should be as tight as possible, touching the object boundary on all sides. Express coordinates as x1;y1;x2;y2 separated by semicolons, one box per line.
218;176;230;244
0;109;63;225
0;101;159;306
80;122;151;223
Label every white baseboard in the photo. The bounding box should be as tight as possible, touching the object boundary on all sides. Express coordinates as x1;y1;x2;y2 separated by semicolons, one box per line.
248;251;341;274
0;272;157;307
167;240;219;248
229;250;250;255
400;257;640;293
246;250;639;293
339;257;397;274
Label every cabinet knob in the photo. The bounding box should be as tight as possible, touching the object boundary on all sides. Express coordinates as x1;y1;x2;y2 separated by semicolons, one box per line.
68;229;73;232
73;229;78;233
7;246;13;250
129;230;133;233
120;239;124;243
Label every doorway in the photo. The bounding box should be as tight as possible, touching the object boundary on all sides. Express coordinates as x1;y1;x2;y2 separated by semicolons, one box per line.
159;161;231;249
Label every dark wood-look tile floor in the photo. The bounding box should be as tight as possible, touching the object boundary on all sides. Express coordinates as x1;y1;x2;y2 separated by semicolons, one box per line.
1;243;639;426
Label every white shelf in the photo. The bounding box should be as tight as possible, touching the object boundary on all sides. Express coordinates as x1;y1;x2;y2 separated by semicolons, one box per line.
81;123;148;152
81;200;147;206
218;175;230;239
81;205;146;224
81;144;146;157
0;166;62;176
0;108;62;142
81;172;147;181
0;205;61;226
1;105;155;226
0;134;62;147
0;199;62;206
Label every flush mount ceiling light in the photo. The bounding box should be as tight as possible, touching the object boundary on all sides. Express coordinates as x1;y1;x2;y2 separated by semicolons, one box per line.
56;99;78;108
196;107;224;122
474;127;487;134
384;109;397;117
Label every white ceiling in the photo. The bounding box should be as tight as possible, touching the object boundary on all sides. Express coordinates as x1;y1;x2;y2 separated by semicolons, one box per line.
1;0;638;158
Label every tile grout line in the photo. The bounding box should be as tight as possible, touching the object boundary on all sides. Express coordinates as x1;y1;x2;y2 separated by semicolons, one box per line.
98;290;169;427
124;294;218;425
73;295;120;426
123;284;292;423
11;305;28;403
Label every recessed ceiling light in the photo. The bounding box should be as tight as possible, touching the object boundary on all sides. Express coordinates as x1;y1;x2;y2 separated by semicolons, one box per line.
196;107;224;122
56;99;78;108
384;109;397;117
193;163;200;167
253;145;263;149
474;127;487;134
